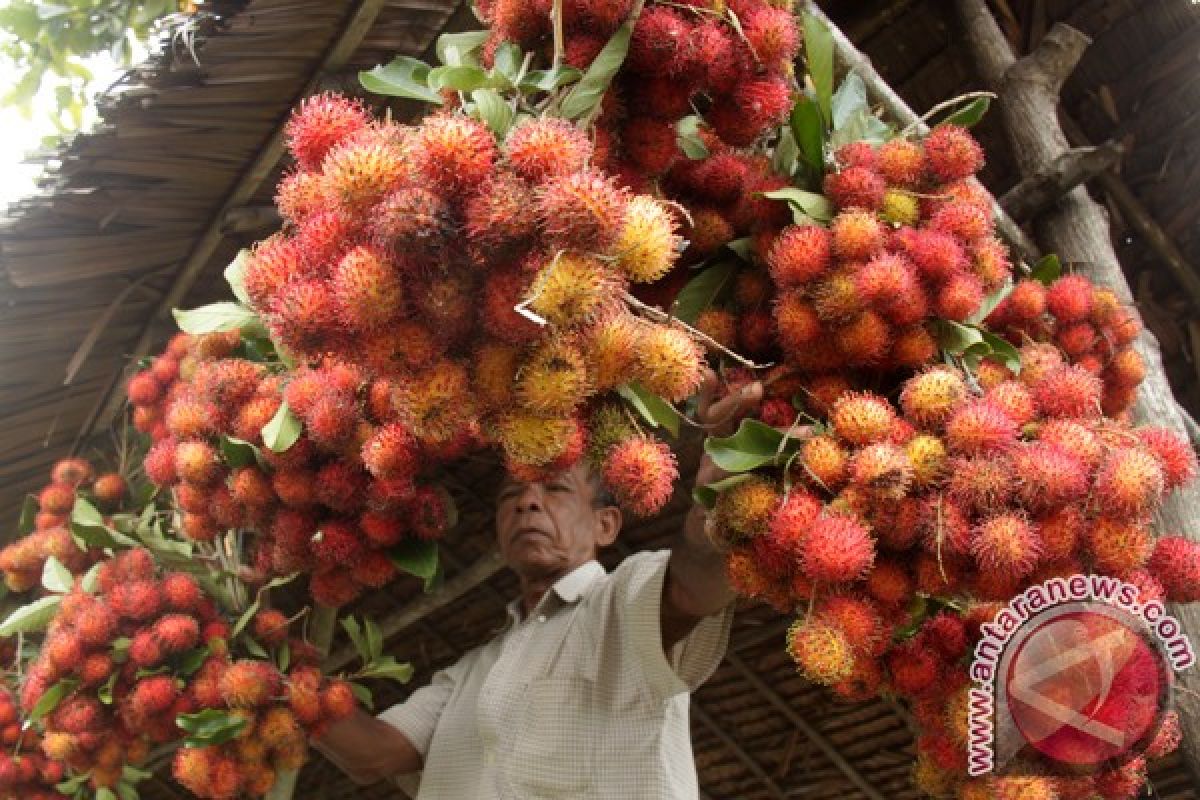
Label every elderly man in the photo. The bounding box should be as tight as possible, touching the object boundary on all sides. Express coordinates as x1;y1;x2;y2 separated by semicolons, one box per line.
316;374;762;798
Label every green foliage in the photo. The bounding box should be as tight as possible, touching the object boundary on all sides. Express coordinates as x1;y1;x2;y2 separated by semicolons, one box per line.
0;0;182;136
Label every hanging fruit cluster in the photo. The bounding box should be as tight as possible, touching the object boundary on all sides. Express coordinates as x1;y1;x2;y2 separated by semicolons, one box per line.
0;685;66;800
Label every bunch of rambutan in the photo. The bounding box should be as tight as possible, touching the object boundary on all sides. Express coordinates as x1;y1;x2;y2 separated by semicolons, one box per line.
987;272;1146;417
0;456;130;592
0;685;66;800
19;549;355;798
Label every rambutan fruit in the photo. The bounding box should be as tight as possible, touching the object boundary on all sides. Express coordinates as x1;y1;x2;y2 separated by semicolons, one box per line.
181;511;219;542
833;141;877;170
406;484;451;542
972;237;1013;290
1033;365;1104;419
694;309;738;350
945;456;1012;514
924;124;984;181
718;76;793;146
683;207;734;259
1012;442;1089;511
498;412;580;467
812;269;863;322
824;166;886;211
275;169;332;225
877;138;926;187
312;463;367;519
880;188;920;226
269;469;315;510
528;252;618;329
321;134;407;213
627;6;690;73
890;324;940;368
944;399;1017;455
740;5;799;72
713;477;779;542
837;310;892;366
971;513;1043;579
129;629;164;669
220;660;282;709
284;93;370;171
761;226;828;289
830;209;886;261
786;618;856;685
361;423;417;481
393;359;474;445
1037;507;1086;563
52;457;93;487
464;173;536;261
480;268;540;346
690;18;740;94
1004;279;1048;322
330;246;403;332
851;443;913;500
621;117;678;175
983;380;1036;427
536;169;628;253
154;614;200;654
36;483;75;516
126;371;164;408
800;514;874;583
320;680;358;722
130;675;179;719
504;118;592;184
1046;273;1095;323
43;631;83;674
267;278;341;355
1037;420;1103;473
634;325;705;403
904;434;947;489
75;602;116;647
171;440;220;487
898;228;968;283
369;187;453;258
516;338;592;415
1086;516;1153;576
1137;427;1197;490
856;252;919;305
818;593;884;655
724;547;773;600
772;292;822;354
601;435;677;517
613;195;681;284
411;114;496;196
917;493;973;557
1094;447;1165;519
229;467;276;515
888;639;941;697
691;152;751;205
900;367;967;429
934;271;984;321
830;392;897;447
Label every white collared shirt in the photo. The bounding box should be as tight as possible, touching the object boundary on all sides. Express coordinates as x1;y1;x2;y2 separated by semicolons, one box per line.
378;549;734;799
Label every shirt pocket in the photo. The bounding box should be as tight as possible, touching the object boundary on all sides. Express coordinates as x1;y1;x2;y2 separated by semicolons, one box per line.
502;675;597;798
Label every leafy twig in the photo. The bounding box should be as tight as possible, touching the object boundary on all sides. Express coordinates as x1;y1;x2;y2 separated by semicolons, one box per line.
621;290;772;370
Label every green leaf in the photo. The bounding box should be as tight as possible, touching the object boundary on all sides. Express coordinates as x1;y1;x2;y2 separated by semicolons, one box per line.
175;646;211;677
803;11;834;124
341;616;369;664
117;781;140;800
365;617;384;663
939;95;991;128
1031;254;1062;286
936;319;986;355
427;64;489;93
176;709;249;748
41;556;73;594
0;595;61;636
233;573;299;638
617;382;681;438
772;127;800;177
671;261;737;324
969;279;1013;325
224;250;251;306
30;678;78;723
790;97;826;174
493;42;523;83
361;655;415;683
559;18;633;120
830;107;892;151
71;518;137;550
390;539;440;590
692;473;754;509
349;682;374;710
219;436;260;469
761;188;834;224
704;418;796;473
676;115;710;161
243;637;268;659
172;302;261;335
981;332;1022;374
277;640;291;672
72;495;104;527
98;671;118;704
262;402;302;453
436;30;489;66
471;88;513;136
831;72;869;131
56;774;89;795
359;57;443;105
80;562;102;593
17;494;37;536
96;788;117;800
111;637;132;664
726;237;753;261
519;65;583;92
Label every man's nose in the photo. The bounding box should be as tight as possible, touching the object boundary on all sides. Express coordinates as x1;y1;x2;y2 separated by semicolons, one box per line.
513;483;544;512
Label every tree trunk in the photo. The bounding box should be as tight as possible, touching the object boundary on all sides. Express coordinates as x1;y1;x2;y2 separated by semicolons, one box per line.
955;0;1200;783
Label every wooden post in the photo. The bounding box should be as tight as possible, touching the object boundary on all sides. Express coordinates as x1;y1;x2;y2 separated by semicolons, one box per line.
955;0;1200;783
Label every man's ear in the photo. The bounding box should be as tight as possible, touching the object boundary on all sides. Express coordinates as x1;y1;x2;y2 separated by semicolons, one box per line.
594;506;622;549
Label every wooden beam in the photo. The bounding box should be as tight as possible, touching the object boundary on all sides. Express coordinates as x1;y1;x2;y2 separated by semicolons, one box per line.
998;142;1123;222
221;205;282;235
690;700;789;800
954;0;1200;786
73;0;394;451
802;1;1040;265
724;652;888;800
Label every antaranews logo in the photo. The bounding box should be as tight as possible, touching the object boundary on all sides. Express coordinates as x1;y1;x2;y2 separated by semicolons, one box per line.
967;574;1194;776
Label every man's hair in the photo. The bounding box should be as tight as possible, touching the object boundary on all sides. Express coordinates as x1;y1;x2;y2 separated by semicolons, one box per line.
584;467;617;510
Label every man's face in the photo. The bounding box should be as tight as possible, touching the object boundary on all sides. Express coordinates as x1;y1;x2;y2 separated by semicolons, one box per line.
495;462;618;580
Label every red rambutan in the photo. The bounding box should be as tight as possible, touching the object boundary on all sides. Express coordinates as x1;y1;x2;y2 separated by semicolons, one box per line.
944;399;1017;455
923;124;984;181
1046;273;1095;323
824;166;886;211
767;225;831;288
800;514;874;583
830;209;886;261
284;93;370;171
536;169;628;253
1033;365;1104;418
411;114;497;196
601;435;677;517
504;118;592;184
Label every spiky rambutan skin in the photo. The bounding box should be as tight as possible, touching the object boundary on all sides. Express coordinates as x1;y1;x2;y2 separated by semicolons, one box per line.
924;124;984;181
314;461;368;515
944;399;1017;455
1086;516;1153;576
369;187;453;260
1033;365;1105;420
181;511;220;542
971;237;1013;290
129;675;179;718
536;169;628;253
889;324;939;368
479;269;540;348
887;639;941;697
284;93;370;171
824;166;886;211
515;338;592;416
740;5;799;71
360;423;417;482
497;412;580;467
971;513;1043;579
404;485;450;542
756;490;821;574
1091;446;1166;520
634;325;705;403
713;477;780;542
321;134;407;213
830;392;897;447
899;367;967;429
934;271;985;321
830;210;886;262
35;483;75;517
693;308;737;351
219;660;282;710
851;443;914;500
51;457;93;487
1137;427;1197;490
1144;709;1182;760
855;252;918;305
1046;272;1095;323
786;618;856;685
682;207;734;259
878;188;920;226
330;246;403;332
267;278;341;356
943;456;1011;516
724;547;773;601
981;380;1035;428
154;614;200;654
876;138;926;187
528;252;619;329
269;468;315;510
394;359;474;445
1010;442;1089;511
627;6;691;73
504;118;592;184
713;75;793;146
795;434;847;491
411;114;496;196
901;434;945;489
169;440;219;487
464;172;536;261
1144;535;1200;604
800;514;874;583
613;195;681;284
772;292;821;354
818;593;884;656
621;117;678;175
601;436;677;518
836;310;892;366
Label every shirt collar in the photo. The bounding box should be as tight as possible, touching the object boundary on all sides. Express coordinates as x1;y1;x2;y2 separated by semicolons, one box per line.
503;560;606;626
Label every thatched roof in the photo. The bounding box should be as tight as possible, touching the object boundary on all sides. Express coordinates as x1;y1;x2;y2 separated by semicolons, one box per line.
2;1;1200;799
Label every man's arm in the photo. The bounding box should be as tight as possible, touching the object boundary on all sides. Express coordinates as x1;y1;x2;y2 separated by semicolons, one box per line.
661;373;763;651
313;708;423;785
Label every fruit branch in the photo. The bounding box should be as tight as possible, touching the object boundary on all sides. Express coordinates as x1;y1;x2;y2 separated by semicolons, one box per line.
954;0;1200;783
620;290;771;370
998;142;1124;223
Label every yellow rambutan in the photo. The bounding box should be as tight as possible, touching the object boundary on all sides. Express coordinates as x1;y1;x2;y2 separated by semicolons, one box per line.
496;412;580;467
798;434;849;490
830;209;886;261
1087;516;1153;575
321;134;407;212
330;245;403;332
634;324;705;403
713;476;780;541
243;234;304;311
786;618;856;685
1094;446;1165;519
472;342;520;412
830;391;897;446
971;512;1043;580
773;291;822;354
906;434;948;488
850;443;913;500
613;195;681;283
813;269;864;322
880;188;920;226
515;338;592;415
899;366;967;430
578;310;642;390
394;359;474;444
528;252;619;328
